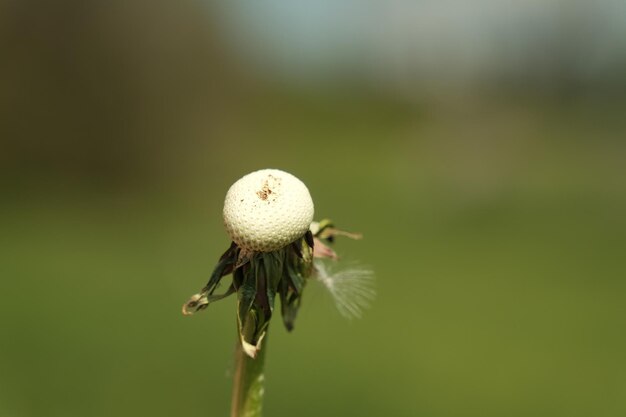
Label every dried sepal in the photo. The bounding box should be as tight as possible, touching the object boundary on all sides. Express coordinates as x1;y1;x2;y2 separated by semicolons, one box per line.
280;236;313;331
182;242;240;315
183;216;366;357
310;219;362;260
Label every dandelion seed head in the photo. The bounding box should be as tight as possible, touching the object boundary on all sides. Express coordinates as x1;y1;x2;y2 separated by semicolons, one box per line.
223;169;314;252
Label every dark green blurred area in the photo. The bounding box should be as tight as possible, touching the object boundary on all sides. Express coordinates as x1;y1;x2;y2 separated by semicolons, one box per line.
1;2;626;417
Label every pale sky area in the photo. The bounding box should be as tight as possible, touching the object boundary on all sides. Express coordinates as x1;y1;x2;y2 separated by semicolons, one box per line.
210;0;626;89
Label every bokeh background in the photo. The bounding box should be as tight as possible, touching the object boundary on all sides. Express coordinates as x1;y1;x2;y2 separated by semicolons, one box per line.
1;1;626;416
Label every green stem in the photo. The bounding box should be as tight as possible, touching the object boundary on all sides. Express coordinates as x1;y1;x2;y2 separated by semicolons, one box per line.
230;331;268;417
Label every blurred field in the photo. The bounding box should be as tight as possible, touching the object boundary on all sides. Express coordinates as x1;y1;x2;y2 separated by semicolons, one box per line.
1;2;626;417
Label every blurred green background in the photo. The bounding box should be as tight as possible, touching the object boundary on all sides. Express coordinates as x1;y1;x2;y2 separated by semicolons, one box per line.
1;1;626;417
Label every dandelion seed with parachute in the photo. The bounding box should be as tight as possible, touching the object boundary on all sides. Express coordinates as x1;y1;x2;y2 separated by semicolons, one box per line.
314;260;376;319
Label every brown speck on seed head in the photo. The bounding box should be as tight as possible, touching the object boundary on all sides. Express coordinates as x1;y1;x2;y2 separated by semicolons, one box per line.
256;186;270;200
256;178;277;201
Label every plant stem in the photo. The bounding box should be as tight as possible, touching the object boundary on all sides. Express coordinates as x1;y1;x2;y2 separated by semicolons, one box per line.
230;331;268;417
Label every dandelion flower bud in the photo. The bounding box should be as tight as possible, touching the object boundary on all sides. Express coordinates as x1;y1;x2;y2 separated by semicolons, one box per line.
223;169;314;252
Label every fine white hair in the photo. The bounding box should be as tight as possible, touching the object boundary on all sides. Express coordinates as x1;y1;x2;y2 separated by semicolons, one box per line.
313;260;376;319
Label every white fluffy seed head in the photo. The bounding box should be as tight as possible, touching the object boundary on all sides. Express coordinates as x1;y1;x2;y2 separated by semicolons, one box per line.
223;169;314;252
